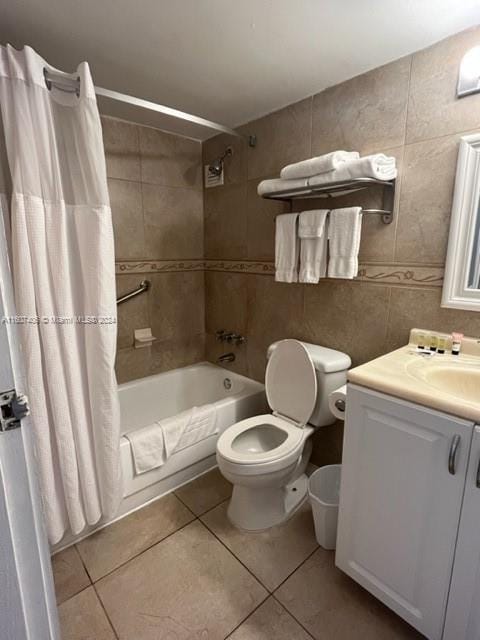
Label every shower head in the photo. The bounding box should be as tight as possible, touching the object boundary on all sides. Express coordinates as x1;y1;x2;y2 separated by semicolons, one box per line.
208;146;233;177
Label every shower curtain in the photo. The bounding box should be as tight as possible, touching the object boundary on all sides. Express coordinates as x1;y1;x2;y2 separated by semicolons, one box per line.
0;45;121;544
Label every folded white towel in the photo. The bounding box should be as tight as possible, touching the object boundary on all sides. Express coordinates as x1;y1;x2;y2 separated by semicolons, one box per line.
309;154;397;187
299;210;329;284
275;213;299;283
281;151;360;180
328;207;363;279
257;177;309;197
126;404;217;475
174;404;218;453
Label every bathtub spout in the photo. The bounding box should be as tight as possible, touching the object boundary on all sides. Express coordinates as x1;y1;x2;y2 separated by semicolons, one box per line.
217;352;235;364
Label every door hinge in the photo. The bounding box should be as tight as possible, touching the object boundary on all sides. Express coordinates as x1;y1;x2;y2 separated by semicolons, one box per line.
0;390;30;432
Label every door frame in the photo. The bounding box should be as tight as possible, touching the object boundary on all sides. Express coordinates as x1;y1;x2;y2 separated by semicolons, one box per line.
0;195;59;640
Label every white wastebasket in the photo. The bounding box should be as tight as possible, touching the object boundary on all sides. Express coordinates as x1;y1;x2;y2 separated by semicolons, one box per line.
308;464;341;550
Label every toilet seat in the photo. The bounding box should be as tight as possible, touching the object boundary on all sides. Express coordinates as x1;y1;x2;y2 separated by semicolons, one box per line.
217;414;312;476
217;340;319;476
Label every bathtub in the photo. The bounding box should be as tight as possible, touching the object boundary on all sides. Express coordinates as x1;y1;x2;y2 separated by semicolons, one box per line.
119;362;266;501
53;362;265;551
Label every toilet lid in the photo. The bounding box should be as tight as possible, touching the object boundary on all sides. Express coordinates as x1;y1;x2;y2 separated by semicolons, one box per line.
265;339;317;426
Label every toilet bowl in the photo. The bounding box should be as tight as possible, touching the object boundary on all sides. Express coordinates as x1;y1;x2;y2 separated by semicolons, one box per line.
217;339;350;531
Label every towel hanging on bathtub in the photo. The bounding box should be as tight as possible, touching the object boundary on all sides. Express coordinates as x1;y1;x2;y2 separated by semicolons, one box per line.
126;404;217;475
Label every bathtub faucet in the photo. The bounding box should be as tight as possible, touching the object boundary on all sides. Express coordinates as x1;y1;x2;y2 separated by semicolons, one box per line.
217;352;235;364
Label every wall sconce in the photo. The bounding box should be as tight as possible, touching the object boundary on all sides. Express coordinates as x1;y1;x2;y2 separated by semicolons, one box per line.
457;46;480;98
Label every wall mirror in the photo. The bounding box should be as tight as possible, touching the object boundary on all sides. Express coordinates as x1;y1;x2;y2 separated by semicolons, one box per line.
442;133;480;311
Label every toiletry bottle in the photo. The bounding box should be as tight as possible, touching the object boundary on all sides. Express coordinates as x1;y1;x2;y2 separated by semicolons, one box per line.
437;337;446;354
451;332;463;356
430;334;438;352
417;333;426;349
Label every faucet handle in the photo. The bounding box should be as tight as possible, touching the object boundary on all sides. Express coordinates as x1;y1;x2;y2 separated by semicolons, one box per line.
227;333;247;345
215;329;226;342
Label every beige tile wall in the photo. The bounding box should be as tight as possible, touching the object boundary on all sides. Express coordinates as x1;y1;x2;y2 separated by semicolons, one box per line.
203;27;480;466
103;117;205;383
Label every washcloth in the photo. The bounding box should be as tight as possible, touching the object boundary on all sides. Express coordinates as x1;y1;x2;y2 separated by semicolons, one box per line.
126;404;217;475
280;151;360;180
298;210;329;284
257;177;309;197
328;207;363;279
309;154;397;187
275;213;299;282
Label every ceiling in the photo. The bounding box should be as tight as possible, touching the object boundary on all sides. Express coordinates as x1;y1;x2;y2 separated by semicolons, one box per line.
1;0;480;139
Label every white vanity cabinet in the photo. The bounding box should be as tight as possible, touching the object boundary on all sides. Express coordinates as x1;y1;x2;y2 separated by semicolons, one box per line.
443;425;480;640
336;384;474;640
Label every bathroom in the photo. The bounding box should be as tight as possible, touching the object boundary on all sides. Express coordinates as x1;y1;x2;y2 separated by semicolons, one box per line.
1;2;480;639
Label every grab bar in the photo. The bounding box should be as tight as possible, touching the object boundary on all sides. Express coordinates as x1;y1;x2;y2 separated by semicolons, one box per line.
116;279;150;305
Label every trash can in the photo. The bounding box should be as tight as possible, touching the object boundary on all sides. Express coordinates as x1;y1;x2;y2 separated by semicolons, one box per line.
308;464;341;550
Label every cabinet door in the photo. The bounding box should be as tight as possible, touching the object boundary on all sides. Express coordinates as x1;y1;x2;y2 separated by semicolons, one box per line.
336;385;473;640
444;426;480;640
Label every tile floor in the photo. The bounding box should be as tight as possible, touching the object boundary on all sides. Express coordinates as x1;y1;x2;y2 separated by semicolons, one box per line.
54;468;423;639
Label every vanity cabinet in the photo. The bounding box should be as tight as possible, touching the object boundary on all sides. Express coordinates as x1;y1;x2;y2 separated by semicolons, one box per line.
443;426;480;640
336;384;474;640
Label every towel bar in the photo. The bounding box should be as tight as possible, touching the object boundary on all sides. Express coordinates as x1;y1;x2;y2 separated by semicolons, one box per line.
265;177;396;224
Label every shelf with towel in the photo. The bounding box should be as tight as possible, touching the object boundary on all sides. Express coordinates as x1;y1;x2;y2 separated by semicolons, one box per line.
261;177;396;224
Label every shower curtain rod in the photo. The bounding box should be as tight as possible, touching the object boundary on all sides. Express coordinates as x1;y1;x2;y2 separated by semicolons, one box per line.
95;87;240;137
43;68;240;137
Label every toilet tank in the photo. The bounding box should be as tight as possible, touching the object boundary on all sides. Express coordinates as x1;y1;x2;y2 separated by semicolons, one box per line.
267;340;351;427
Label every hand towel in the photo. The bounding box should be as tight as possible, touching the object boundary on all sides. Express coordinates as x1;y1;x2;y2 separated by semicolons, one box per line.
280;151;360;180
126;404;217;475
298;210;329;284
309;154;397;187
275;213;299;282
257;177;309;197
328;207;363;279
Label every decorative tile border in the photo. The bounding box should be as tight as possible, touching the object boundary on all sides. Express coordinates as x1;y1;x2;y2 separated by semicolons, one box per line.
357;263;444;287
116;259;206;274
205;260;276;275
116;259;444;287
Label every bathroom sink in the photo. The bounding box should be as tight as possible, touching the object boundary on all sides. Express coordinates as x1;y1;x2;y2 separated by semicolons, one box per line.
348;332;480;422
406;359;480;404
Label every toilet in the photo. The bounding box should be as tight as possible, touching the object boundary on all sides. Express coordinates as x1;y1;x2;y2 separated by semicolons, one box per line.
216;339;351;531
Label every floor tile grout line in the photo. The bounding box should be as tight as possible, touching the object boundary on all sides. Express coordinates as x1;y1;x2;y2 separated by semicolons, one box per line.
92;582;120;640
271;594;316;640
56;583;92;608
222;593;271;640
198;503;319;596
272;545;319;594
89;516;197;584
73;541;95;585
197;516;273;593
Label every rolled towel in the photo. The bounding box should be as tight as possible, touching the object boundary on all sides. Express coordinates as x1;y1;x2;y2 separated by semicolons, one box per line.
281;151;360;180
257;177;309;197
275;213;299;283
328;207;363;280
309;154;397;187
299;210;329;284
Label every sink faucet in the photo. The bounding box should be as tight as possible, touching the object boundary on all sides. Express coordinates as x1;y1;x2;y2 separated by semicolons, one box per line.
217;352;235;364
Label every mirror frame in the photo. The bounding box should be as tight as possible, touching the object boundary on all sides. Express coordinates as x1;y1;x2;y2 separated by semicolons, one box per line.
442;132;480;311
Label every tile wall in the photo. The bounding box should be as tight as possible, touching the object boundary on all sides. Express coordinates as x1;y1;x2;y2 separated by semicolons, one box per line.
104;118;206;383
203;26;480;465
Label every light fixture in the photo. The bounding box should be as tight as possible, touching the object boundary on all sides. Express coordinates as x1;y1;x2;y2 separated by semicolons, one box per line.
457;46;480;98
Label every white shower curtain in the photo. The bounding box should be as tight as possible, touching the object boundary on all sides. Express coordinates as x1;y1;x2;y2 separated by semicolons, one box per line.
0;45;121;544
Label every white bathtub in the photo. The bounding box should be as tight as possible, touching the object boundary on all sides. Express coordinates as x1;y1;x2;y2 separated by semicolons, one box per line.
54;362;265;551
119;362;266;500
